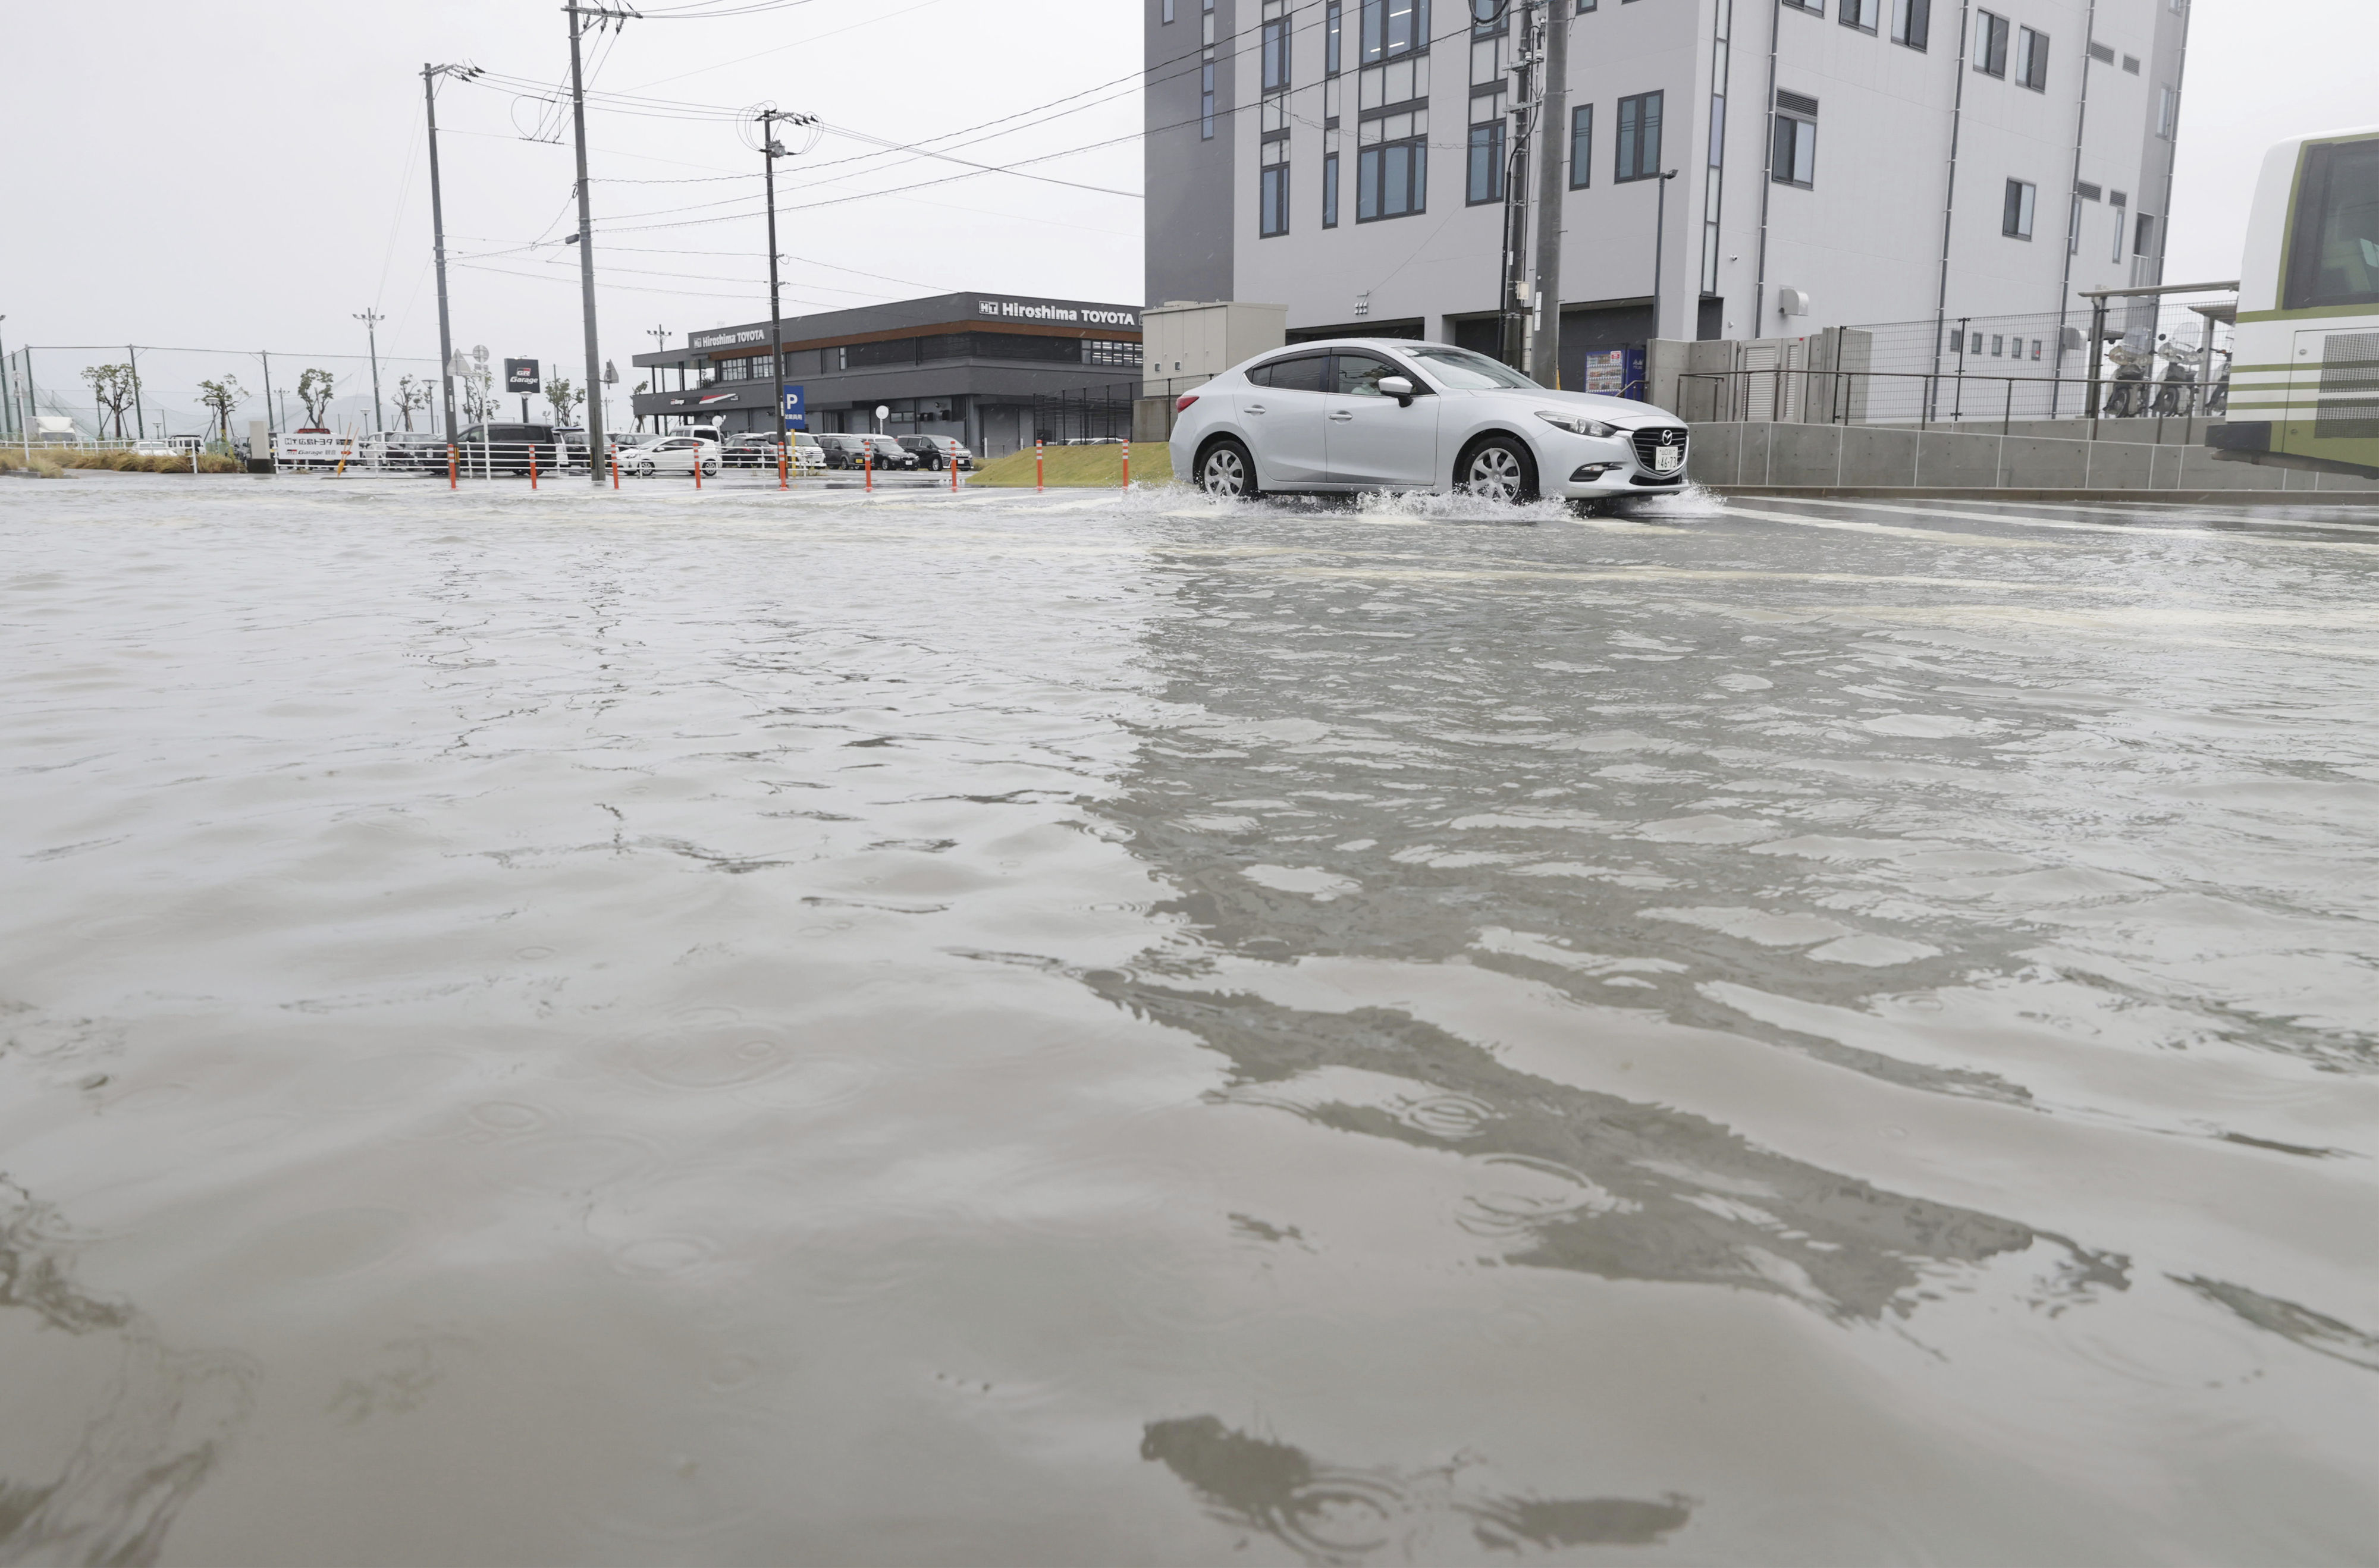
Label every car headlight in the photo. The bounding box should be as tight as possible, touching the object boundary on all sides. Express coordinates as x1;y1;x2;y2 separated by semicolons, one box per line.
1535;410;1622;438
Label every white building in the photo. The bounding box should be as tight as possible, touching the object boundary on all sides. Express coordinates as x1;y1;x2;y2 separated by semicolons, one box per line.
1143;0;2192;389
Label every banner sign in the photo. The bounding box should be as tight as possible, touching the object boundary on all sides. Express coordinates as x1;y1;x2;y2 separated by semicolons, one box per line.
781;385;805;428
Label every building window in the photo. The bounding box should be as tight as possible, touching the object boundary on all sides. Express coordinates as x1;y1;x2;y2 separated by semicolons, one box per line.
1357;134;1427;219
1261;163;1291;235
1890;0;1929;46
1468;120;1507;203
1569;103;1592;188
2014;27;2048;90
2088;40;2113;62
1360;0;1430;64
1201;61;1216;139
1323;150;1341;225
1839;0;1878;32
1975;11;2009;76
2121;54;2140;73
2157;86;2179;139
2003;177;2036;239
719;357;750;382
1326;0;1342;73
1263;15;1289;91
1163;0;1175;20
2110;189;2127;262
1771;92;1817;187
1782;0;1823;14
2134;211;2155;258
1615;90;1662;182
1084;340;1143;367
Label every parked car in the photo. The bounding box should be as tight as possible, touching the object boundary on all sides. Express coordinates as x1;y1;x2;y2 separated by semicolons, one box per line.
623;435;721;477
365;432;448;473
896;435;975;471
861;434;918;470
814;433;910;471
1167;340;1690;508
455;422;564;476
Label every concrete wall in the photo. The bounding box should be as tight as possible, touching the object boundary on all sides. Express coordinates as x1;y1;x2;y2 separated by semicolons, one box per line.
1689;420;2379;494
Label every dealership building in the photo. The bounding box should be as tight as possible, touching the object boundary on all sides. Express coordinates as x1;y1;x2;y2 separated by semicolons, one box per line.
629;291;1145;455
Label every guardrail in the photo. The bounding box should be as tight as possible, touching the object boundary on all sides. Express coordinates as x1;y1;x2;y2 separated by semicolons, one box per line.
1675;366;2227;441
261;436;983;492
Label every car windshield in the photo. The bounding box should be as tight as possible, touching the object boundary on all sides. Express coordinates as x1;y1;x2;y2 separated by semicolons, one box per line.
1406;346;1542;391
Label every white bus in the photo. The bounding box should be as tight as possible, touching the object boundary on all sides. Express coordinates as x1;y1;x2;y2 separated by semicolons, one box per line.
2209;125;2379;480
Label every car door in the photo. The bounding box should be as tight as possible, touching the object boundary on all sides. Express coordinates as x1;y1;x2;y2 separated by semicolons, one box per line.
1239;352;1331;485
1323;352;1440;487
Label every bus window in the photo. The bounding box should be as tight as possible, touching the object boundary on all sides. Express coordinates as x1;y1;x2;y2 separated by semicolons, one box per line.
2284;137;2379;310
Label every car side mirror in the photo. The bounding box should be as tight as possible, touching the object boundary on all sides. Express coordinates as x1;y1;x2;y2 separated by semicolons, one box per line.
1378;376;1416;406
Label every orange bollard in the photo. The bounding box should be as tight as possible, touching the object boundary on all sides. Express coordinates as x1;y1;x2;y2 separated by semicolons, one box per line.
1121;437;1130;490
448;446;458;489
610;446;619;488
529;447;538;489
949;438;959;492
1035;438;1044;492
864;450;872;492
779;444;788;490
695;450;702;489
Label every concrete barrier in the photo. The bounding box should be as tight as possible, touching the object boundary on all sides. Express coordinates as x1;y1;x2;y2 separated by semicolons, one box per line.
1688;420;2379;499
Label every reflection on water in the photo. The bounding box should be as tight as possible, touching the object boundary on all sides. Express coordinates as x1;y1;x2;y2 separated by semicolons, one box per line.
1;477;2374;1564
1140;1415;1691;1563
0;1181;256;1567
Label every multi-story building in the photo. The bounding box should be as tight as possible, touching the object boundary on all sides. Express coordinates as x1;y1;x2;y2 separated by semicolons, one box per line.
1145;0;2192;388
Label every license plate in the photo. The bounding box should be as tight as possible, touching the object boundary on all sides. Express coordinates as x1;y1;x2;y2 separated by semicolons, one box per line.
1653;444;1682;473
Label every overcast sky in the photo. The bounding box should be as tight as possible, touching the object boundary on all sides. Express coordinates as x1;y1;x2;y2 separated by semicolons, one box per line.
1;0;2365;432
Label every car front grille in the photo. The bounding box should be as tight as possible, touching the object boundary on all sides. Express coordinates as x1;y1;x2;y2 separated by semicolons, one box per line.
1632;425;1689;475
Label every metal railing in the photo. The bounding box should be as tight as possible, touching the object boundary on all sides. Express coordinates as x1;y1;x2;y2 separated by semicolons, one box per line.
1675;365;2229;441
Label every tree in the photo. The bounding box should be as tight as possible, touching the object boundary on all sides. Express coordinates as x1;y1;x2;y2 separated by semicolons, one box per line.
196;376;247;447
393;373;432;432
461;363;496;425
81;363;140;439
295;367;337;429
543;374;583;428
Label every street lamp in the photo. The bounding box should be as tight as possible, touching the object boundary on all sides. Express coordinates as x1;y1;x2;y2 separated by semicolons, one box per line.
1649;168;1678;397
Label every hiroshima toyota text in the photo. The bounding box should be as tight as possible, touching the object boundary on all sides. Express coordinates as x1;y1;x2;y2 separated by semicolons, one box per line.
1169;340;1689;510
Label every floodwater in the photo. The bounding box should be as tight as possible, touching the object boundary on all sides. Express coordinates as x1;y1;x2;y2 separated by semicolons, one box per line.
1;472;2374;1566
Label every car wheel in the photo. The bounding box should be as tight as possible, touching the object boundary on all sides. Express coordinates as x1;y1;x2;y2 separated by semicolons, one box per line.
1197;438;1260;500
701;460;718;476
1458;435;1538;503
636;460;655;477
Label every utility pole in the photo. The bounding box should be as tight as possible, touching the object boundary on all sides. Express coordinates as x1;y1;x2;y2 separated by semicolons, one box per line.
354;309;386;433
127;344;145;439
422;63;476;444
564;5;617;486
1498;0;1543;369
1527;2;1568;387
0;315;12;441
645;325;668;431
755;108;817;469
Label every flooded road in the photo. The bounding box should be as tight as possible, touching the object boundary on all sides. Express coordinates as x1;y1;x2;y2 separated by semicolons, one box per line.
2;473;2373;1565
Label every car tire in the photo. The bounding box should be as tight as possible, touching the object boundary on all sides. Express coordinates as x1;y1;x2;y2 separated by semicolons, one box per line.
701;460;718;476
636;460;655;477
1195;437;1260;500
1457;435;1539;504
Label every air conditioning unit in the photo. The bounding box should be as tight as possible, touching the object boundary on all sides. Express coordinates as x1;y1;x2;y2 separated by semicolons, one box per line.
1777;287;1812;318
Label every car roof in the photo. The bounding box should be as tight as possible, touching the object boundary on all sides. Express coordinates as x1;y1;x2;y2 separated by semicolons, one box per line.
1256;338;1437;357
